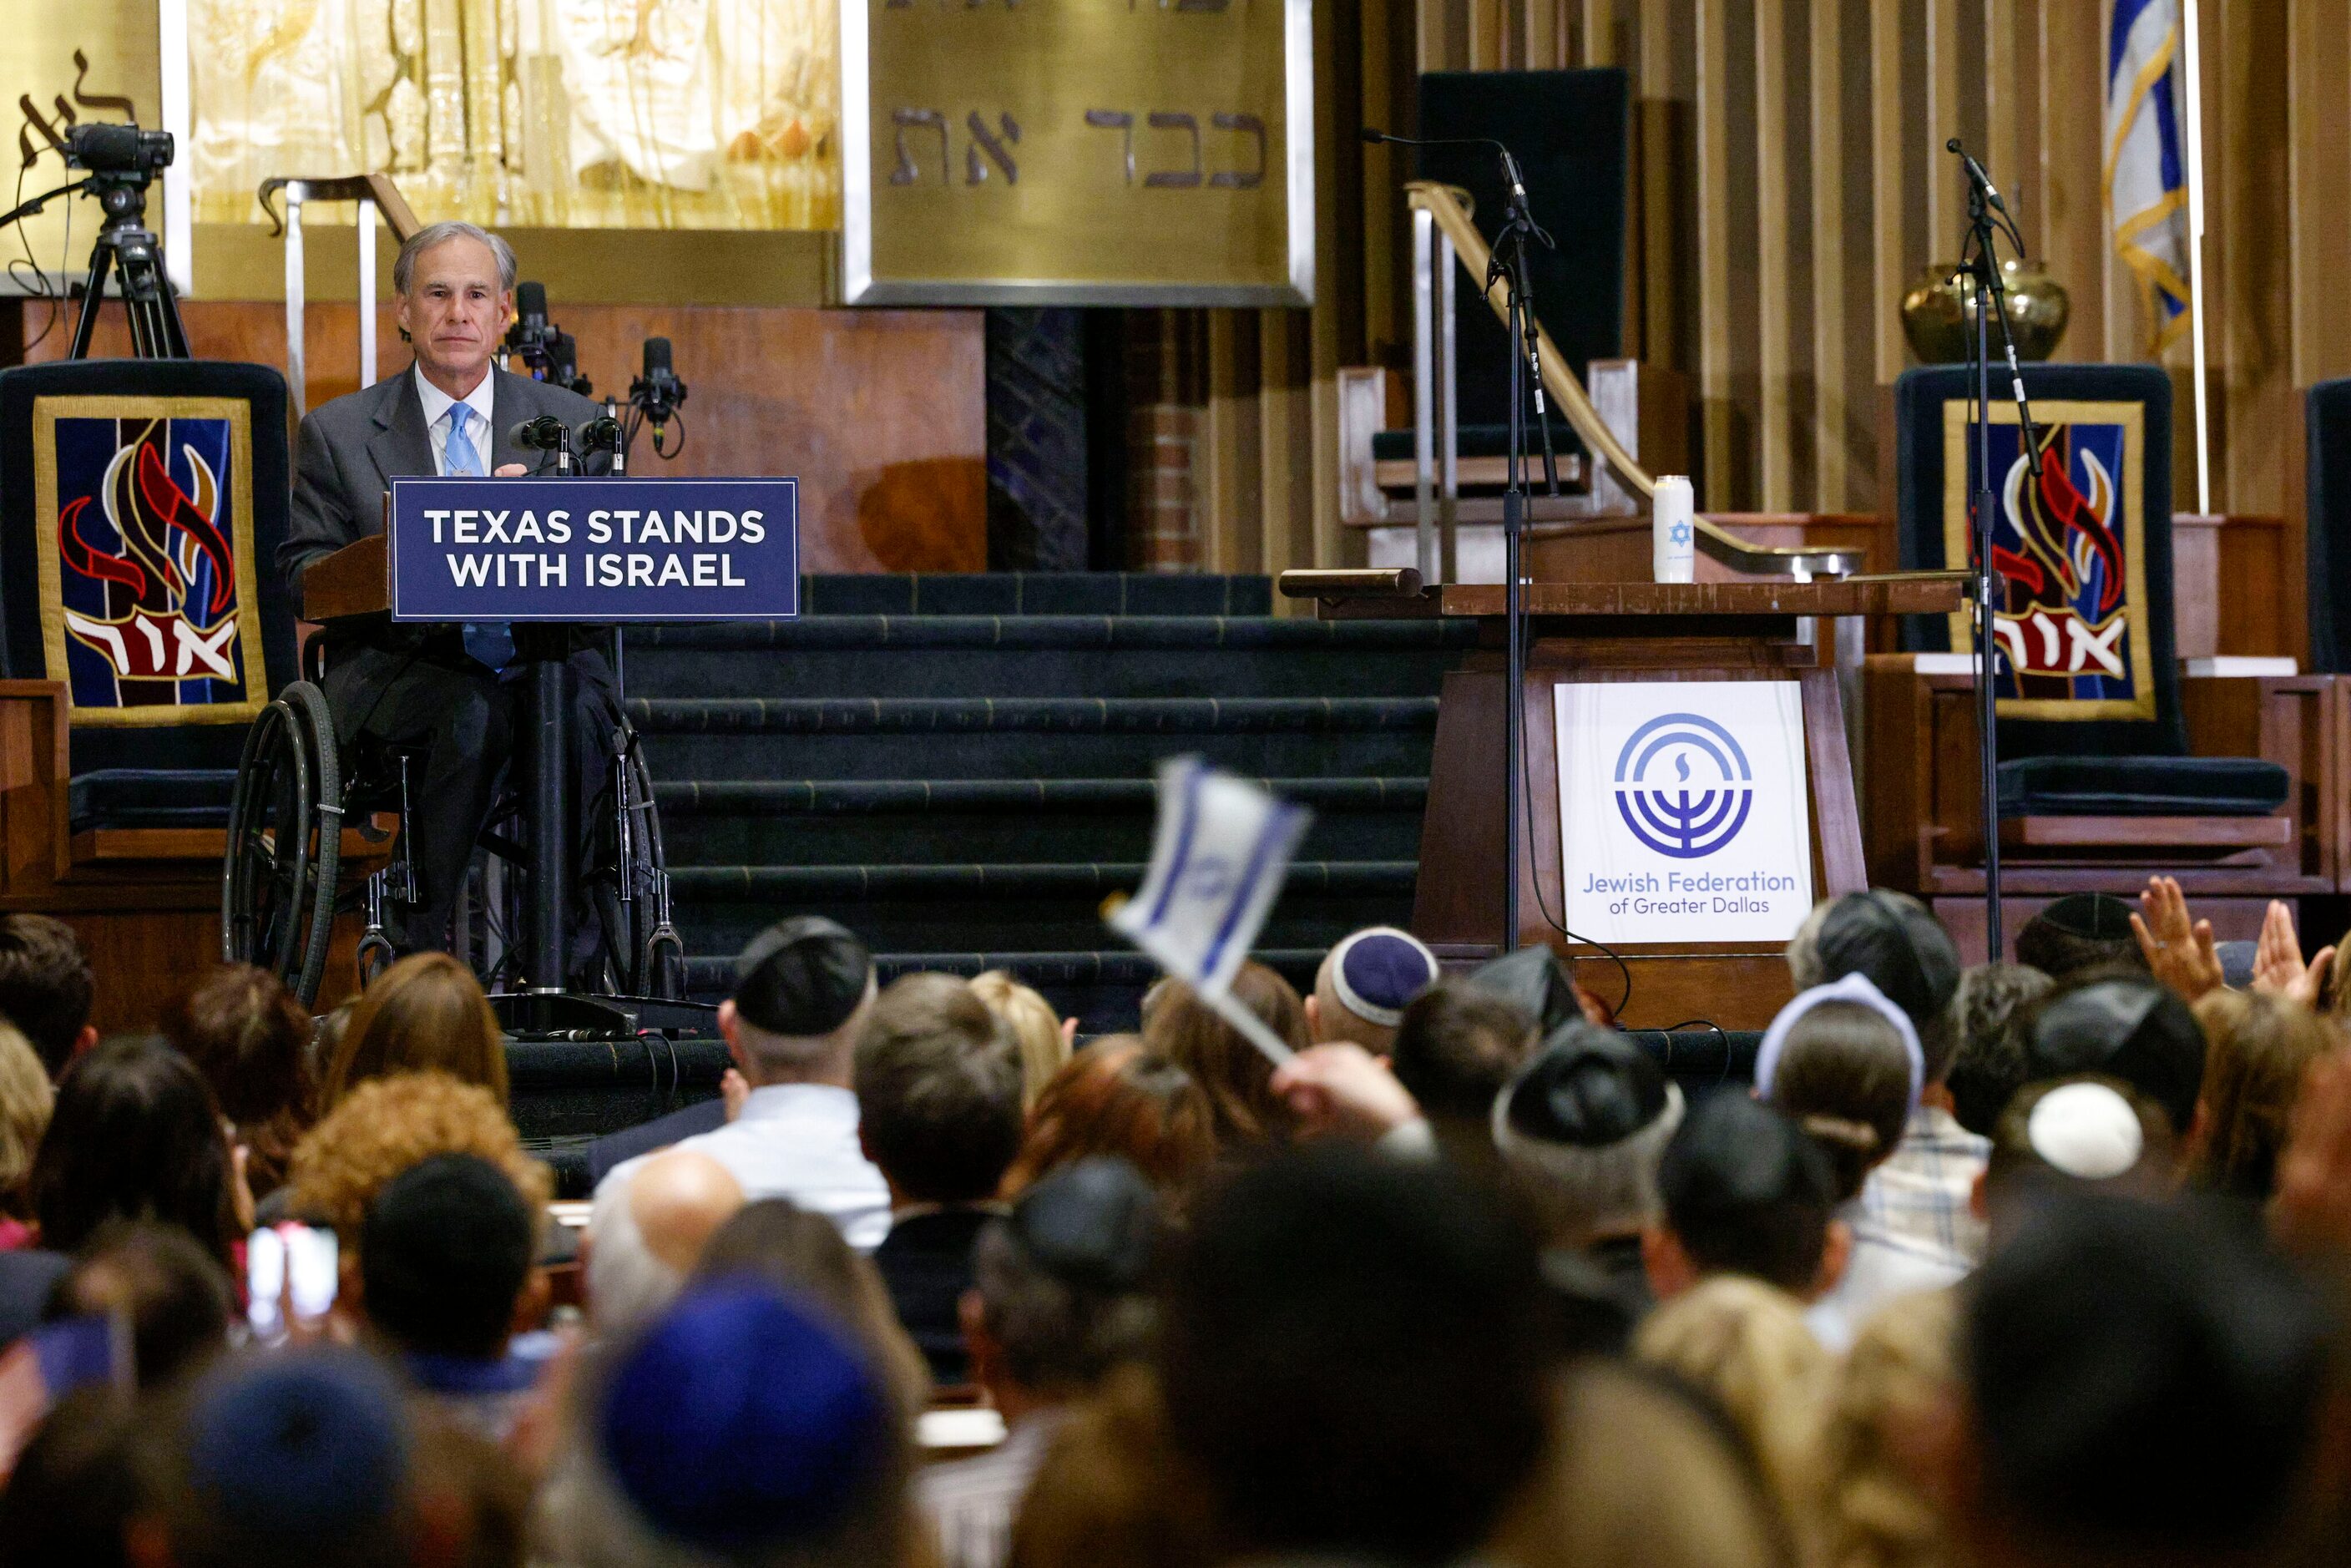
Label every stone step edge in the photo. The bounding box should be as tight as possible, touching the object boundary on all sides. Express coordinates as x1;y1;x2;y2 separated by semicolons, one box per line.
667;861;1418;895
654;777;1431;813
629;695;1439;735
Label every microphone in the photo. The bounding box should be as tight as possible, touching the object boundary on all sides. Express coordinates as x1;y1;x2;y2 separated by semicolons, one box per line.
515;281;549;330
1946;139;2009;215
509;414;570;451
629;336;688;427
1363;128;1528;206
574;414;623;453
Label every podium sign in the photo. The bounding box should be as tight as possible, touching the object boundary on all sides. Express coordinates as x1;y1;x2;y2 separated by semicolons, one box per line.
387;478;798;623
1555;680;1817;944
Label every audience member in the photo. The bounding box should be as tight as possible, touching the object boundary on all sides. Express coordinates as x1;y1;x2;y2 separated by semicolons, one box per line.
2246;897;2333;1007
970;969;1073;1107
1956;1191;2333;1567
1388;979;1539;1175
45;1221;234;1388
923;1156;1164;1568
285;1070;552;1246
584;1146;744;1341
853;971;1024;1384
600;917;889;1248
1646;1092;1846;1303
160;964;317;1201
30;1035;240;1267
324;952;509;1108
156;1347;419;1568
0;1020;53;1245
1269;1039;1428;1152
2130;875;2235;1002
1631;1274;1832;1548
1813;1287;1960;1568
1787;891;1960;1052
1490;1022;1684;1342
1140;963;1308;1150
1944;961;2052;1136
571;1285;913;1568
1305;926;1439;1055
2021;973;2207;1136
1976;1076;2176;1248
0;1387;152;1568
690;1197;932;1425
356;1154;548;1444
1000;1037;1216;1203
0;914;96;1080
1005;1364;1219;1568
1158;1147;1550;1566
1467;943;1595;1035
1757;975;1955;1351
2012;892;2146;981
2185;988;2338;1204
1490;1361;1797;1568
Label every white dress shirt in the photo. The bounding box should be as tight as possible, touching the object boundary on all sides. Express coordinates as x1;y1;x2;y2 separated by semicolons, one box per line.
412;363;498;475
600;1082;892;1252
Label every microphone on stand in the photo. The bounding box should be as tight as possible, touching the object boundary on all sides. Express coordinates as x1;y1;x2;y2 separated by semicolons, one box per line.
628;336;690;458
574;413;624;474
1946;138;2010;215
509;414;576;474
1362;128;1534;218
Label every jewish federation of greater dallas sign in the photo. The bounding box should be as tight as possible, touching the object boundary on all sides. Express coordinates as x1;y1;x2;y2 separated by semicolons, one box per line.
1555;680;1815;944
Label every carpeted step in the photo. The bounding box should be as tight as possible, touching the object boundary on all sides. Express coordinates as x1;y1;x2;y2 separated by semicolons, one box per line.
620;615;1477;701
795;573;1274;617
654;776;1428;867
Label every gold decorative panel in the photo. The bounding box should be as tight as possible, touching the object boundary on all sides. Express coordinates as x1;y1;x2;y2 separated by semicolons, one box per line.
842;0;1312;306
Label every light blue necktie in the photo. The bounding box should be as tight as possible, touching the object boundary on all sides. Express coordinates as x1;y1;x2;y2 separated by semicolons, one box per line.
445;404;515;672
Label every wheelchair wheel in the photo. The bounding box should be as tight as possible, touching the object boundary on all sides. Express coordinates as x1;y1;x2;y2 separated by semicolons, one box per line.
592;726;683;999
222;681;341;1007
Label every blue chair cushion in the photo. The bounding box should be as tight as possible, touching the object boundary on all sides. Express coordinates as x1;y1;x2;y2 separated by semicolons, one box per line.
68;768;240;832
1996;756;2289;818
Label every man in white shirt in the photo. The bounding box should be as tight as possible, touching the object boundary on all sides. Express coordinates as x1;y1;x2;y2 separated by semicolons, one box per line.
281;219;614;958
599;917;892;1250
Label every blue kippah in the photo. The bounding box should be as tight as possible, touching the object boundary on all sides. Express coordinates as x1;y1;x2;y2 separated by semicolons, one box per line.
599;1285;892;1552
185;1348;408;1538
1332;928;1439;1027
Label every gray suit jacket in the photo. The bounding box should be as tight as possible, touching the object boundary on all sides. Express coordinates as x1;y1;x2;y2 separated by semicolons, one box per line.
281;364;608;606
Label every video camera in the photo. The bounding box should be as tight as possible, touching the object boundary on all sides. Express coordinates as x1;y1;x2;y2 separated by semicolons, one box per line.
63;121;173;178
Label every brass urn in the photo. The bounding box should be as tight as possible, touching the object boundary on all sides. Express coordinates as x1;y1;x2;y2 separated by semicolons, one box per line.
1900;258;2070;364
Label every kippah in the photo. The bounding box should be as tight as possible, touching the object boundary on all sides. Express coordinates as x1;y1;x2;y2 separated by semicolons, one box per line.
1328;927;1439;1028
2037;891;2137;939
2027;977;2206;1133
732;916;872;1036
600;1286;892;1552
1659;1092;1835;1217
1969;1192;2329;1548
1010;1155;1160;1292
1468;945;1580;1035
186;1349;407;1538
2025;1081;2145;1180
1502;1022;1668;1147
1755;971;1926;1119
1816;891;1959;1029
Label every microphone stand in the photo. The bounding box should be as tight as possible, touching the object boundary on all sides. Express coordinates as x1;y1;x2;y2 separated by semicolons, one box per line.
1949;141;2040;962
1488;151;1559;953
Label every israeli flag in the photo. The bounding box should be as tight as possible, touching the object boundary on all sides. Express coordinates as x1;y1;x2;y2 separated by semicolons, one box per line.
1109;756;1311;1063
2106;0;2190;354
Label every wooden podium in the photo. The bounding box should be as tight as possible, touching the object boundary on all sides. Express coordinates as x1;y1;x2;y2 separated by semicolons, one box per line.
1289;573;1967;1029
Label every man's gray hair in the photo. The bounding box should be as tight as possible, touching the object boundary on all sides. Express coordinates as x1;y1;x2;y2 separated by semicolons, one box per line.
393;220;518;296
1785;898;1833;991
1491;1076;1686;1245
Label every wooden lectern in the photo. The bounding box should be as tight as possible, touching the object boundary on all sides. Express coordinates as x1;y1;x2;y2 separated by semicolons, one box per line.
1286;572;1967;1030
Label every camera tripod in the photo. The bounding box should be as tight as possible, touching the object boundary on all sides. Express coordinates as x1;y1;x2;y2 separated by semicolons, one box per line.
66;172;189;361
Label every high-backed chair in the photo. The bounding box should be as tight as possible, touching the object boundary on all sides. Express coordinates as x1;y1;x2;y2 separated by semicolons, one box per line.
2306;377;2351;674
1868;364;2329;923
0;360;300;868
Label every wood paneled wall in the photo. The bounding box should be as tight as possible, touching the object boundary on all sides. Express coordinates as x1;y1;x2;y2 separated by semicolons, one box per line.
1205;0;2351;576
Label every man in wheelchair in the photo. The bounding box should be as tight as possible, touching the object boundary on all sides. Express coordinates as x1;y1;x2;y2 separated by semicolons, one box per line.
279;220;622;968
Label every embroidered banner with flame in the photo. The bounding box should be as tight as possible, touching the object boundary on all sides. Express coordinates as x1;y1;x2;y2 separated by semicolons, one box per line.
1941;397;2156;722
32;397;268;726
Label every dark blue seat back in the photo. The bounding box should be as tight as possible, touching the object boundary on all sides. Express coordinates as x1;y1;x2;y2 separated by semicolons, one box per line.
2306;377;2351;672
0;361;298;778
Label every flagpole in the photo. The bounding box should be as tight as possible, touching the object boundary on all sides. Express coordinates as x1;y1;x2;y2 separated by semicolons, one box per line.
2182;0;2212;515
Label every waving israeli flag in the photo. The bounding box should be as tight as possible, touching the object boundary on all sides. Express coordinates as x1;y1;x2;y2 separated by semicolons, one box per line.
2107;0;2190;355
1109;756;1310;1064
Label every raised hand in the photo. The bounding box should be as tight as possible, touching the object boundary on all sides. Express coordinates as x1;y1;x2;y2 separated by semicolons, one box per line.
2251;898;2334;1009
2131;875;2225;1001
1270;1043;1423;1142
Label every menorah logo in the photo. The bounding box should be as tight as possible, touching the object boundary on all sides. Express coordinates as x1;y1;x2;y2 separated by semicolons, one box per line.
1613;712;1755;859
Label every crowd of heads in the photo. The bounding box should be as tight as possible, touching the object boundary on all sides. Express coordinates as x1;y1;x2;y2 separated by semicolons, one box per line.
0;883;2348;1568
